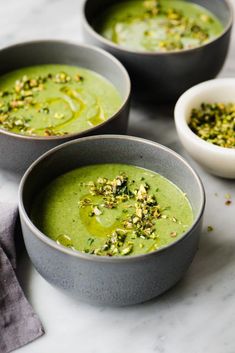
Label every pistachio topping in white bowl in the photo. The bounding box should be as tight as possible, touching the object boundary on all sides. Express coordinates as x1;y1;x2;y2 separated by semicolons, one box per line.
174;78;235;179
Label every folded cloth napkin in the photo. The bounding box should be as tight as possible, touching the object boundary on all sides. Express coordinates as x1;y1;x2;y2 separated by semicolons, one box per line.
0;203;44;353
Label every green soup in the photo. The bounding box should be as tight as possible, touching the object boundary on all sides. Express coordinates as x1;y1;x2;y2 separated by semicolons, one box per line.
0;64;122;136
95;0;223;52
31;164;194;257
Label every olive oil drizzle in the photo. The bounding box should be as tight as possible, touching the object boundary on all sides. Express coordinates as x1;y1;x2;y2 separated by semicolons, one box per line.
0;71;106;136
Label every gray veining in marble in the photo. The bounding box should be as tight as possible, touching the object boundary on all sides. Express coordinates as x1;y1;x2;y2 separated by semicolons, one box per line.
0;0;235;352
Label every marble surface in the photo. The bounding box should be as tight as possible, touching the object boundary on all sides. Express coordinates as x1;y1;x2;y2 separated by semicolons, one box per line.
1;1;235;352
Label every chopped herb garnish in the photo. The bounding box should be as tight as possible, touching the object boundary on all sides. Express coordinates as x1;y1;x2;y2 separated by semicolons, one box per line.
87;237;95;246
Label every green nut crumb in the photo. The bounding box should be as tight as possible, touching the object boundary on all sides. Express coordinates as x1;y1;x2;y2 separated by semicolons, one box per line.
189;103;235;149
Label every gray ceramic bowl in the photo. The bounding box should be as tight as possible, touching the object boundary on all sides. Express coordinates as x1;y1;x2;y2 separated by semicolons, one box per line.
19;135;205;306
82;0;233;101
0;40;131;173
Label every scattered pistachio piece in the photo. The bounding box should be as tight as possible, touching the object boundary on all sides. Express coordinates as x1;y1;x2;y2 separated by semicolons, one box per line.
225;200;232;206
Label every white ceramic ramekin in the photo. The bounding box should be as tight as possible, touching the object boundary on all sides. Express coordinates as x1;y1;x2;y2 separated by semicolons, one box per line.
174;79;235;179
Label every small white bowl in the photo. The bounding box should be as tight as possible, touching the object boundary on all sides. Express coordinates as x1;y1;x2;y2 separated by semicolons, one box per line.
174;79;235;179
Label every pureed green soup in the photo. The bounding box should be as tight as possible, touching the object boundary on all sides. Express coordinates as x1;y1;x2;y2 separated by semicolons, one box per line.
94;0;223;52
31;164;194;257
0;64;122;136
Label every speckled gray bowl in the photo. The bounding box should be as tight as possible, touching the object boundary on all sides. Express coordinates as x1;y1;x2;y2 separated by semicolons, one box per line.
0;40;131;173
19;135;205;306
82;0;233;101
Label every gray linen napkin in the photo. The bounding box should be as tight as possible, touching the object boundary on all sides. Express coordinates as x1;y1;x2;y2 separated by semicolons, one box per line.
0;203;44;353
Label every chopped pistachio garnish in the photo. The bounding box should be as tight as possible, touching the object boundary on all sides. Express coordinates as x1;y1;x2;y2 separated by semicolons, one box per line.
54;72;71;84
225;200;232;206
78;173;181;256
207;226;214;232
89;174;132;209
39;107;50;114
0;115;32;133
224;193;232;206
0;70;85;136
100;0;216;52
44;128;64;137
78;198;92;207
74;74;84;82
93;206;102;216
54;112;64;119
189;103;235;149
120;244;133;255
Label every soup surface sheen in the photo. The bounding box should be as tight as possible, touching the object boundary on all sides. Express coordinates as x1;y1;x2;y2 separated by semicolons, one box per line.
31;164;194;257
95;0;223;52
0;64;122;136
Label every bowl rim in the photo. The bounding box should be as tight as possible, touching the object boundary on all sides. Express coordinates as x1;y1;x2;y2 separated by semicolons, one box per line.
174;78;235;155
0;39;131;141
18;134;206;263
82;0;234;56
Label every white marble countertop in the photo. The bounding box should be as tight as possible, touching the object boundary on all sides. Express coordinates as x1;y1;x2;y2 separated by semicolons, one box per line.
1;1;235;352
